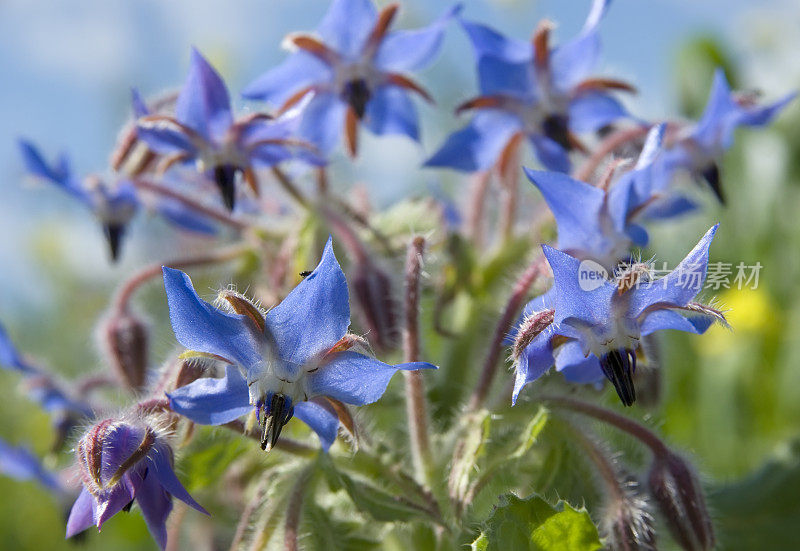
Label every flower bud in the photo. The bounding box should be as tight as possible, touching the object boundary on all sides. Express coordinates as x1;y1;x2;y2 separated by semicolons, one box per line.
102;310;149;390
648;452;715;551
603;475;656;551
351;260;398;351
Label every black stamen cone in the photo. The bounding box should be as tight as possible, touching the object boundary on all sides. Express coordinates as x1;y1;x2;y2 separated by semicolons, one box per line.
103;223;125;263
213;164;238;211
599;349;637;406
342;79;370;119
260;393;294;451
122;499;135;513
542;113;571;150
700;163;725;204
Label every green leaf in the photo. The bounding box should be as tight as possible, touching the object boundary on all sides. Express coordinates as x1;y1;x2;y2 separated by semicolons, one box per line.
303;503;380;551
449;410;492;504
710;438;800;550
510;406;549;459
472;494;603;551
180;430;247;491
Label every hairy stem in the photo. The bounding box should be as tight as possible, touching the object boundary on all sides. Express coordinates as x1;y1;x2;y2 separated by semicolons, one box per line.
271;167;311;209
466;171;491;247
540;395;669;456
468;255;546;409
402;236;434;485
112;243;249;313
283;467;314;551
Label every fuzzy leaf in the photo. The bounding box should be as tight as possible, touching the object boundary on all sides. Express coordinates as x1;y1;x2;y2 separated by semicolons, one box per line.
471;494;603;551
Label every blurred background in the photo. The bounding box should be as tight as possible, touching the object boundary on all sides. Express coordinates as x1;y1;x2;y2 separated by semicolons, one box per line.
1;0;799;549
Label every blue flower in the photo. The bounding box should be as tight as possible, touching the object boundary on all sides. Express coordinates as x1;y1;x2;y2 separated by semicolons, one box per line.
525;124;693;269
242;0;459;156
163;237;436;451
0;322;36;374
137;48;323;210
18;140;138;261
66;417;208;549
426;0;631;173
0;437;63;493
657;68;795;202
511;225;726;406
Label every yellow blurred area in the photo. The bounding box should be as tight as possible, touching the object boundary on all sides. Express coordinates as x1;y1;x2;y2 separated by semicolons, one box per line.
698;286;777;355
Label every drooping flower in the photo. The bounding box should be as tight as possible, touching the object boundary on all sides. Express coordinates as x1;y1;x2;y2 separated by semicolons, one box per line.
137;48;323;210
525;123;695;269
163;237;436;451
511;225;726;406
66;416;208;550
0;437;63;493
657;68;795;202
242;0;459;156
18;140;138;261
426;0;631;174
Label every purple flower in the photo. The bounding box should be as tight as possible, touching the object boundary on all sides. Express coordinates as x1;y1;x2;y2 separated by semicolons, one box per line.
511;225;726;406
426;0;632;173
66;417;208;549
137;49;323;210
242;0;459;156
657;68;795;202
163;237;436;451
0;437;63;493
18;140;138;262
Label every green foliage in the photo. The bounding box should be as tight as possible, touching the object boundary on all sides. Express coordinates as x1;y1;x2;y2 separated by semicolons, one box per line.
471;494;603;551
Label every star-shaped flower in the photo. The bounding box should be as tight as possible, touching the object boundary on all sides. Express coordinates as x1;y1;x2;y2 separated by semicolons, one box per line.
426;0;632;174
242;0;459;156
163;237;436;451
657;68;795;202
511;225;726;406
525;124;695;269
67;417;208;549
137;48;322;210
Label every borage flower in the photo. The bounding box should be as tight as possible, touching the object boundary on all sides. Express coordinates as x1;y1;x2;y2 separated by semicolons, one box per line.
426;0;631;174
525;124;695;269
19;140;138;261
66;416;208;550
242;0;458;155
137;49;323;210
0;437;63;493
163;238;435;451
511;225;727;406
658;68;795;202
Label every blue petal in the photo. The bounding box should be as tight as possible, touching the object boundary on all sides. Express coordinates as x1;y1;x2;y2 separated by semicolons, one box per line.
175;48;233;142
458;18;530;63
512;324;557;405
0;322;34;373
0;438;62;491
162;267;263;370
554;340;604;384
640;195;697;220
524;169;606;255
692;69;737;148
265;237;350;366
542;244;615;328
568;92;628;133
375;4;461;72
425;111;521;172
293;401;340;451
298;92;347;154
66;488;96;538
241;52;332;105
17;140;89;203
307;351;435;406
475;56;535;98
629;224;718;318
317;0;377;58
364;86;419;140
148;446;208;514
135;470;172;550
635;123;666;169
550;0;611;90
734;91;796;129
135;121;199;156
639;309;706;336
156;200;218;235
131;88;150;117
529;135;571;173
167;366;251;425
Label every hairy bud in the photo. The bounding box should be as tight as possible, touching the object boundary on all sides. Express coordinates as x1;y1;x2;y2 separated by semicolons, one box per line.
512;309;555;360
102;311;149;390
648;452;715;551
604;475;656;551
351;260;398;351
